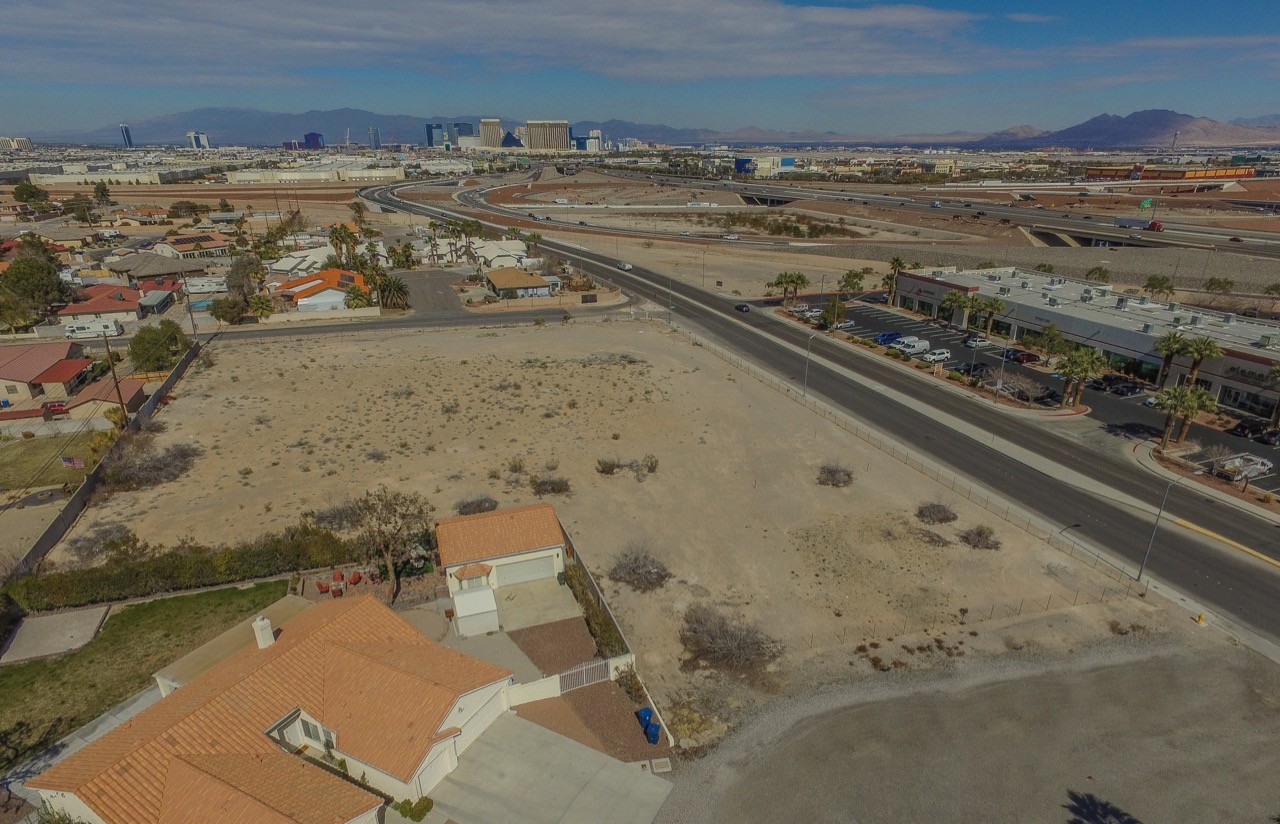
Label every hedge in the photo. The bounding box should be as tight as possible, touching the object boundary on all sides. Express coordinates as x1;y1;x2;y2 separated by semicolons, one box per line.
5;525;360;612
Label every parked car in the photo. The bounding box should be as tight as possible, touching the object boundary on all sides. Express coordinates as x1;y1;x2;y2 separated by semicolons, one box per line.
861;292;888;303
1142;396;1160;407
680;231;691;236
734;303;751;313
1231;420;1269;438
956;362;991;377
1111;383;1145;397
1255;429;1280;446
963;336;994;349
834;320;857;331
894;339;930;356
889;336;920;350
872;331;903;345
40;400;69;415
578;221;587;225
919;348;951;363
1006;351;1040;364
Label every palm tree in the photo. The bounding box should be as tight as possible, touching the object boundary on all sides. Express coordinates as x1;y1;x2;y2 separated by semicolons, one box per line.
343;285;373;309
525;232;542;256
939;291;970;326
1153;386;1198;449
962;294;985;330
884;257;906;305
1154;331;1187;390
349;200;368;229
248;294;274;318
328;224;358;268
379;274;410;309
1057;347;1107;407
1181;335;1223;389
1174;385;1217;443
981;297;1007;336
769;271;810;305
838;269;864;295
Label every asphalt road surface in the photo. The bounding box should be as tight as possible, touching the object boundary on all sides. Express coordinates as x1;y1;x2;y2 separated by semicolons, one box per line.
364;182;1280;646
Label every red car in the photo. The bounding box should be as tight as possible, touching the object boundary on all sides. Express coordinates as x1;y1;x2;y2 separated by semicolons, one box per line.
1003;350;1040;364
40;400;69;415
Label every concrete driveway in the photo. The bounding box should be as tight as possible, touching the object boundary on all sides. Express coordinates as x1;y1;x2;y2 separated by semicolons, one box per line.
428;713;670;824
495;578;583;632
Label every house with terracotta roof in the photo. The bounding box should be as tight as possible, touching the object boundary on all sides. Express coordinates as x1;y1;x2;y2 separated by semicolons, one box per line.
57;284;143;324
29;596;514;824
436;503;569;596
275;268;368;312
67;376;147;414
151;232;233;259
0;342;95;404
484;267;552;299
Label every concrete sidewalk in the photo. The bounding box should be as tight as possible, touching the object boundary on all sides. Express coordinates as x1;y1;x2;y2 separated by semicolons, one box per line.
0;606;109;665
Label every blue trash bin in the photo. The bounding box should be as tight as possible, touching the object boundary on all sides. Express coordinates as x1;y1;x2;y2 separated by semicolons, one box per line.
636;707;653;728
645;722;662;745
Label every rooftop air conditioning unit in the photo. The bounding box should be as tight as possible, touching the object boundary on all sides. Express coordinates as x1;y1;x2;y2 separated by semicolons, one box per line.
1041;292;1051;301
1080;294;1093;303
1168;301;1180;311
987;274;1001;281
1021;281;1031;289
1261;334;1278;348
1141;323;1154;334
1190;315;1203;326
1048;297;1060;306
1116;296;1129;310
1082;288;1093;296
1138;295;1150;305
1222;313;1234;323
998;286;1011;295
1172;316;1185;325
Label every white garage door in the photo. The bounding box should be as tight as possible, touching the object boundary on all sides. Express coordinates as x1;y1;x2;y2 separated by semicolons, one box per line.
456;689;506;754
495;555;554;586
415;747;453;795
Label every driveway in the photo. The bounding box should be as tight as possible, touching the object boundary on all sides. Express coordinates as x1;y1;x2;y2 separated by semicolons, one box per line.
495;578;583;632
402;269;467;316
429;714;670;824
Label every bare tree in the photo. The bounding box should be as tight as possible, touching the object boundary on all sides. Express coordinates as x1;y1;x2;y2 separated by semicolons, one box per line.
351;486;434;601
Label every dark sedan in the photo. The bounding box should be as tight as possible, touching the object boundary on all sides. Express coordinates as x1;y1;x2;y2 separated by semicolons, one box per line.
1231;420;1269;438
734;303;751;313
1256;429;1280;447
1111;383;1145;397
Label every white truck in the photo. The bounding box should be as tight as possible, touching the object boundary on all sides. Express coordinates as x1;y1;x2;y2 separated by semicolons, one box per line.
183;277;227;295
1217;455;1274;482
894;339;930;357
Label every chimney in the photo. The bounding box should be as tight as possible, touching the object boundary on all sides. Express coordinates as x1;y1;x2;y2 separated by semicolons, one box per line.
252;615;275;649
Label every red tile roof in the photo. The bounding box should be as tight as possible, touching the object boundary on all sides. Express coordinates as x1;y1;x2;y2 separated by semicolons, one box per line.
68;377;146;409
30;596;512;824
58;284;142;315
436;503;567;568
0;342;77;383
277;268;367;301
33;357;94;384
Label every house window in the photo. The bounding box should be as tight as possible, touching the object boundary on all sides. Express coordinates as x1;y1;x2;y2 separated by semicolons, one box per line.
301;718;320;741
4;385;16;394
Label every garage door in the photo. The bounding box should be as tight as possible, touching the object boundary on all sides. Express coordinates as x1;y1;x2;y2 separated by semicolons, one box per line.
494;555;554;587
456;688;507;754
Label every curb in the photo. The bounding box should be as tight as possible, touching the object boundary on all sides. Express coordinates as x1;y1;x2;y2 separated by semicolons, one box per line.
1131;441;1280;527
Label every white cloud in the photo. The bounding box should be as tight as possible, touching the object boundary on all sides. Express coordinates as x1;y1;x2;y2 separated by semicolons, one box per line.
2;0;989;85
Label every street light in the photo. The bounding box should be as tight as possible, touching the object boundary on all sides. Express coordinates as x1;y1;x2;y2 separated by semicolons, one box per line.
1137;471;1204;582
802;332;819;398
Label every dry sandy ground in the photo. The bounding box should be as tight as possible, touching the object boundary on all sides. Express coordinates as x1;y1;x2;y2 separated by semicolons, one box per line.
54;321;1171;749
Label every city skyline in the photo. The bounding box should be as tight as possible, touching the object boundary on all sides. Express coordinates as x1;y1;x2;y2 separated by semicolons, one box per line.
3;0;1280;136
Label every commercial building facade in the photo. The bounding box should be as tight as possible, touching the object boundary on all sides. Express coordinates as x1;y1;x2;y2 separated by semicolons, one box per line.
479;118;503;149
525;120;571;151
893;266;1280;419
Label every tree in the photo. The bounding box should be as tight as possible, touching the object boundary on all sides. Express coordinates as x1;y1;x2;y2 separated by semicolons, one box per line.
1182;335;1223;388
1154;331;1187;390
127;320;189;370
217;198;232;212
248;294;274;318
1057;347;1106;408
328;224;359;269
1174;385;1217;443
981;296;1006;336
167;200;208;219
378;274;410;309
225;254;265;301
768;271;809;305
819;296;845;329
3;257;67;311
1202;277;1235;305
93;182;111;205
1143;275;1175;300
1027;323;1070;361
1033;263;1055;273
12;181;49;203
525;231;542;257
12;233;56;265
387;241;415;270
349;200;368;229
1084;266;1111;283
939;290;970;325
343;285;373;308
884;257;906;304
838;269;864;295
208;297;248;328
350;485;434;601
0;293;34;333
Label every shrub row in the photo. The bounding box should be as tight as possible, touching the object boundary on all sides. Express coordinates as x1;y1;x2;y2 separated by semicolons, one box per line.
564;560;627;658
5;524;359;612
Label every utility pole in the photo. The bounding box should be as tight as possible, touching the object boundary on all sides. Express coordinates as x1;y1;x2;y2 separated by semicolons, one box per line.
101;334;129;425
178;274;199;336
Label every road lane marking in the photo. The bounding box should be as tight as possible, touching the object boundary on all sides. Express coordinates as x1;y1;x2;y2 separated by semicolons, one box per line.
1172;518;1280;570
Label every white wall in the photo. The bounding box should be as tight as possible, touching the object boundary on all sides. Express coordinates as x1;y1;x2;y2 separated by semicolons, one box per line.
37;791;108;824
445;546;564;595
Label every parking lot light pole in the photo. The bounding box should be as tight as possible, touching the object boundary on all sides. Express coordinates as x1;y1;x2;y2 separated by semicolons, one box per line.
1138;471;1203;582
803;332;818;398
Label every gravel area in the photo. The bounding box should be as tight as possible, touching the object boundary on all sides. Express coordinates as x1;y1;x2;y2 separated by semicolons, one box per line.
507;616;598;675
563;681;673;763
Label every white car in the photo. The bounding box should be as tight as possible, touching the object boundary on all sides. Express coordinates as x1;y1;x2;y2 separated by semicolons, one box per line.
963;337;994;349
723;234;740;240
834;320;857;331
919;348;951;363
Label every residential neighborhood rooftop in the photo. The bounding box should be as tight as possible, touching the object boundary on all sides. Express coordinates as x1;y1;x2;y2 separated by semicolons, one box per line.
484;267;550;291
436;502;567;568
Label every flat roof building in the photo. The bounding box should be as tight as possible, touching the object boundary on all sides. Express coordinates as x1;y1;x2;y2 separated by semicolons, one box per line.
893;266;1280;419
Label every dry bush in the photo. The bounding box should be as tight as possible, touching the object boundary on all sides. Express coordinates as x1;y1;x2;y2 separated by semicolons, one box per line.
455;495;498;516
596;457;621;476
916;502;957;525
916;529;950;547
817;462;853;487
959;524;1002;550
609;542;672;592
681;605;782;670
101;434;203;491
531;476;571;496
306;500;361;531
641;453;659;474
66;523;136;564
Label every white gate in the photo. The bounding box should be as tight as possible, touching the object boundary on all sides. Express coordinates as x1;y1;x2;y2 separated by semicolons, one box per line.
558;659;610;693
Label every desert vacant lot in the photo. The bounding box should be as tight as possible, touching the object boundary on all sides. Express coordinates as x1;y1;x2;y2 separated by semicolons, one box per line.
53;320;1173;747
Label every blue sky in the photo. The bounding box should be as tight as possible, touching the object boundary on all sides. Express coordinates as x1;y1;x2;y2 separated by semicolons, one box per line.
2;0;1278;135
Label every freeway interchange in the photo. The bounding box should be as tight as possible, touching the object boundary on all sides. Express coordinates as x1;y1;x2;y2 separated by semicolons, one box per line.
361;180;1280;648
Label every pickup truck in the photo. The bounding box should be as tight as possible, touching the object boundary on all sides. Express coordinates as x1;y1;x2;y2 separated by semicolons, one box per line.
1217;455;1274;482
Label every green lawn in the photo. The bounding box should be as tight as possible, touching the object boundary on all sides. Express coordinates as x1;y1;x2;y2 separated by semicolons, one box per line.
0;580;287;773
0;433;98;491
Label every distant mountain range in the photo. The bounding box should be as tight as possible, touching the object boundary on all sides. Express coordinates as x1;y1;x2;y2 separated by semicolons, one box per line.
25;107;1280;149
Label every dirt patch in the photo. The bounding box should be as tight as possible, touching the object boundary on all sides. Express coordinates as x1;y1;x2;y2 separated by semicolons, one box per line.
561;680;672;763
508;616;598;675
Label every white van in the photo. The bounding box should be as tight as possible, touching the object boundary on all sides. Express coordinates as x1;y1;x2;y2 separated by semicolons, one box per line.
65;319;123;339
896;339;930;357
889;336;920;351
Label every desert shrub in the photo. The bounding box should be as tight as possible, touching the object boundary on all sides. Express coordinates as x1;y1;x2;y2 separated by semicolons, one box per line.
365;448;389;463
392;798;433;822
817;462;853;487
916;529;950;547
916;502;958;525
531;476;570;496
4;524;356;612
66;523;141;564
609;542;672;592
681;605;782;670
507;456;525;474
100;435;202;491
959;524;1001;550
596;457;620;475
306;501;361;530
564;561;627;657
614;665;648;706
641;453;659;474
455;495;498;516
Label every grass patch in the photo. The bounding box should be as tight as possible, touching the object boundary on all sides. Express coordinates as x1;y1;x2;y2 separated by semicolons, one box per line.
0;579;286;774
0;433;97;490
